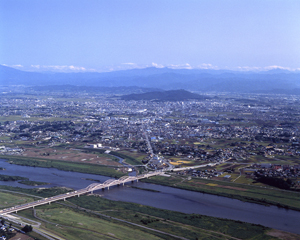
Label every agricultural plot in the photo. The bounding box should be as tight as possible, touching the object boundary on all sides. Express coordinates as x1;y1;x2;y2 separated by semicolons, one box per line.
22;147;122;167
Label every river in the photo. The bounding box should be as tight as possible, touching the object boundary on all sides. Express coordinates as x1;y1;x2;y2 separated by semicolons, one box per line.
0;158;299;234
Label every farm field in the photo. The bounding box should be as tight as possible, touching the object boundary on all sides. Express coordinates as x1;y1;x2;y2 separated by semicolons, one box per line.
22;146;122;167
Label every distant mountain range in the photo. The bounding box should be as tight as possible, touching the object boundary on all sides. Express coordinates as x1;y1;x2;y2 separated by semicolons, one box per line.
121;89;208;101
1;65;300;94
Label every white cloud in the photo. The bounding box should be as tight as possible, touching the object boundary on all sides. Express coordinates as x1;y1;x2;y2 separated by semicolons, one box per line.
1;64;24;69
235;65;300;72
151;62;165;68
30;65;40;69
102;63;147;72
122;62;136;65
196;63;219;70
236;66;262;71
12;64;24;68
168;63;192;69
27;65;94;72
264;65;291;71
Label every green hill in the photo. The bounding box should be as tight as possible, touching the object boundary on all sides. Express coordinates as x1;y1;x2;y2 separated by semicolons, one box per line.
121;89;208;101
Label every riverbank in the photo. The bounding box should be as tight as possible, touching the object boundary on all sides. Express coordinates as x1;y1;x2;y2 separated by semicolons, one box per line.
2;155;300;211
1;187;290;240
0;159;299;235
1;155;125;178
141;175;300;211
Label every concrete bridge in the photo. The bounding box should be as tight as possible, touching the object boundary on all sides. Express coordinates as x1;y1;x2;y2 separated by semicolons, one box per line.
0;171;162;216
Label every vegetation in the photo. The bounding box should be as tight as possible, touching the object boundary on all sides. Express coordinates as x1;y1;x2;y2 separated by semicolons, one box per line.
256;176;294;190
0;174;28;181
1;186;286;239
18;180;50;186
3;155;125;178
130;186;160;192
109;151;140;165
21;224;33;233
141;175;300;211
0;185;70;199
0;191;35;208
68;195;276;240
34;207;162;240
121;89;208;101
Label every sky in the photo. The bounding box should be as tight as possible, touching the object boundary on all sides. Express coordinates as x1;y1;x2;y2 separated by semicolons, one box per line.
1;0;300;72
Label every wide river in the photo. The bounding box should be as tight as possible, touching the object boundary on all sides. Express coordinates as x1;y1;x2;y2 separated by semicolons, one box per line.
0;159;299;234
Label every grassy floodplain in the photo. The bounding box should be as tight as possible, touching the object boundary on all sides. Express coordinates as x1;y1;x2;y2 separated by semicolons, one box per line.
33;207;162;240
0;191;35;208
0;187;287;240
1;155;125;178
141;175;300;211
18;180;50;186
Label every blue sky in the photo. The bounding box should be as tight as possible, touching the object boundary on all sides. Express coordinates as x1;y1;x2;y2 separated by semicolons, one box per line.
1;0;299;72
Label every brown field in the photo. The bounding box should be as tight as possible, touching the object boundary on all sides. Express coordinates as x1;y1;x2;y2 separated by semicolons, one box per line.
267;229;300;240
119;149;148;160
192;181;247;191
221;185;247;191
22;147;122;167
10;233;35;240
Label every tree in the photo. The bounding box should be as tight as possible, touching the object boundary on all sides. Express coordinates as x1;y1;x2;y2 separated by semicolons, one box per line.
22;225;32;233
1;219;5;225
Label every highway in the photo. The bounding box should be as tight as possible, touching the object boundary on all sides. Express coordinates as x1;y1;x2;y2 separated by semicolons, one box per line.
0;171;162;215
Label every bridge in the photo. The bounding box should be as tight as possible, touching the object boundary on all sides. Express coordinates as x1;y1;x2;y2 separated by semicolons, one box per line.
0;171;162;216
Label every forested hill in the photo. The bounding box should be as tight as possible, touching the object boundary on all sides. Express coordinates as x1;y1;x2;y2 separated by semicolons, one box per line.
121;89;208;101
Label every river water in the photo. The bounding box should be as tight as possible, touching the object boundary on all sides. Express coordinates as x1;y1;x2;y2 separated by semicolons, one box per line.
0;158;299;234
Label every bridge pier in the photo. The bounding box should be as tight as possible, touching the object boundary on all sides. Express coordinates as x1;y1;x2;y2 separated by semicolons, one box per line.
64;198;66;201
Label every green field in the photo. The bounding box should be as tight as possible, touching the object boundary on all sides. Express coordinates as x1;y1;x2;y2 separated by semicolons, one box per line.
0;191;34;208
1;155;125;178
34;207;161;240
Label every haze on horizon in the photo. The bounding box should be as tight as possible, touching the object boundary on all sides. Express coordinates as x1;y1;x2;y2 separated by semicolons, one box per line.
0;0;300;73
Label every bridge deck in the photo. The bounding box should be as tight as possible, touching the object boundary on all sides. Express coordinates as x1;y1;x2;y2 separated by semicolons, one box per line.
0;171;162;215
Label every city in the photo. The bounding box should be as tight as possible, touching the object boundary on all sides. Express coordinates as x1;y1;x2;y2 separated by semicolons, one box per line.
0;88;299;239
